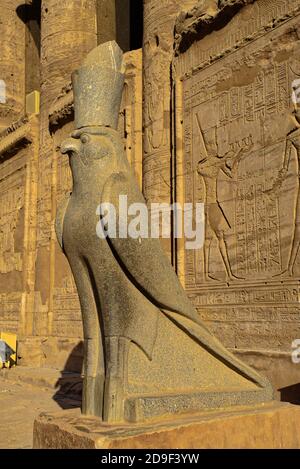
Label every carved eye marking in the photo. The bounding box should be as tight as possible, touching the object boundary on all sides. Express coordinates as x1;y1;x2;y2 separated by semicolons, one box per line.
80;134;90;144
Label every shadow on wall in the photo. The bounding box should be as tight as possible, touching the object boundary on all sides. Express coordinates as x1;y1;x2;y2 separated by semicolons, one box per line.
52;341;84;410
279;383;300;406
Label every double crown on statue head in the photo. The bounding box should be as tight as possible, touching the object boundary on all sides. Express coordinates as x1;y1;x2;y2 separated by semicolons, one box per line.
72;41;125;132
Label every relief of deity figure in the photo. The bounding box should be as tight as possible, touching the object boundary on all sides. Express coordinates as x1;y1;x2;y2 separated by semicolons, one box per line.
196;114;252;282
273;103;300;277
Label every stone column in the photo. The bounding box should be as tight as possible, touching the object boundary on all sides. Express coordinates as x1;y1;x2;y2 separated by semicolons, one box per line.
97;0;116;45
35;0;98;336
25;0;41;95
0;1;26;129
115;0;130;52
142;0;195;260
40;0;98;101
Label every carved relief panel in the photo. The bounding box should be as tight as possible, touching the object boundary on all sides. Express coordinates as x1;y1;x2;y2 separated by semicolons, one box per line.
118;49;143;190
0;148;27;333
175;0;300;352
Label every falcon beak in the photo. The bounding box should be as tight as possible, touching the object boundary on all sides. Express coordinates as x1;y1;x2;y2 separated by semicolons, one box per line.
60;138;80;155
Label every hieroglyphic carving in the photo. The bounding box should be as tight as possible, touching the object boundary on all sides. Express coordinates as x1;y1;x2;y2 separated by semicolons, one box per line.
272;123;300;277
188;284;300;350
0;116;29;140
51;125;82;337
35;0;98;342
0;115;39;337
0;171;24;273
0;293;23;333
175;0;300;78
0;122;29;279
143;11;174;215
51;125;81;336
0;0;26;129
143;0;196;258
0;117;31;157
49;82;74;131
56;134;73;200
175;0;300;356
196;111;253;281
182;19;300;282
118;49;143;189
53;277;82;338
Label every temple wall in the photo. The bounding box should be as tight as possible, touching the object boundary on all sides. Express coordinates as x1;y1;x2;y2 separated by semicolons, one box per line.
142;0;196;259
0;1;26;129
173;0;300;393
0;115;39;343
25;0;99;370
20;1;141;370
0;0;299;397
118;50;143;190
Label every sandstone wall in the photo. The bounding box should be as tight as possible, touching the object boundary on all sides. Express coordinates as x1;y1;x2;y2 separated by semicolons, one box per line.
1;1;117;370
0;0;299;397
0;1;26;129
33;47;143;371
34;0;98;347
173;0;300;393
142;0;196;259
0;116;39;340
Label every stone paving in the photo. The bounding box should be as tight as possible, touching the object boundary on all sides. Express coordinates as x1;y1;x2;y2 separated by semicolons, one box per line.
0;371;81;449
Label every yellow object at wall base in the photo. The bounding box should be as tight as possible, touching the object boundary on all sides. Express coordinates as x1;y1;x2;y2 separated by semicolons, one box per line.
26;90;40;115
0;332;17;368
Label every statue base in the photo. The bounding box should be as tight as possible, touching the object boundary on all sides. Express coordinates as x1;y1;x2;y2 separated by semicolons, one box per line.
33;402;300;448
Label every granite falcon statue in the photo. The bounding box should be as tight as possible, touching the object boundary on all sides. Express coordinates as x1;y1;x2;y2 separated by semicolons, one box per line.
56;41;273;423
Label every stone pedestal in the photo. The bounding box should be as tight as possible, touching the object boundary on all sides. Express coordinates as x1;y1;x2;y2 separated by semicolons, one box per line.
33;402;300;449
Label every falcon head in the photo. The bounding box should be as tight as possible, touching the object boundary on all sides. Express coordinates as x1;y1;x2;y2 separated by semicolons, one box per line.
60;126;125;170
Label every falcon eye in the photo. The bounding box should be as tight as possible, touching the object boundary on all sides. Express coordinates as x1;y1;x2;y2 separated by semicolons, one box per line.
80;134;90;144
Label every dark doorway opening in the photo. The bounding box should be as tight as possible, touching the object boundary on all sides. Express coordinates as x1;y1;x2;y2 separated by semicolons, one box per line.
115;0;143;52
129;0;143;51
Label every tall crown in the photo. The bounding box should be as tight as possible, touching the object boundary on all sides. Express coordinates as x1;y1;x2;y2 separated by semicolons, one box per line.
72;41;125;130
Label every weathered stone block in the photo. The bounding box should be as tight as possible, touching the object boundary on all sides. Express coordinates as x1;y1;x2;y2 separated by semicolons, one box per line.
33;402;300;449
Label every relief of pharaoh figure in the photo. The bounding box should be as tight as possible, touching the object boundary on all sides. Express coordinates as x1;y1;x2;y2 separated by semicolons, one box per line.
56;42;272;424
196;114;252;282
273;86;300;277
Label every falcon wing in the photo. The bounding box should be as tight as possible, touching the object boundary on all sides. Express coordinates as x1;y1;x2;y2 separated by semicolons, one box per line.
101;170;199;322
100;170;271;389
55;193;71;251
